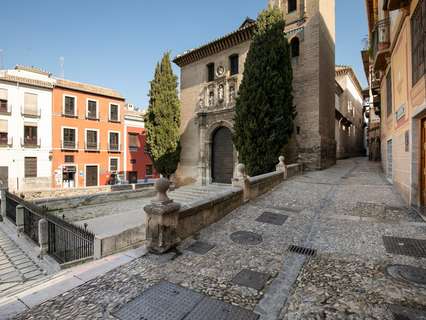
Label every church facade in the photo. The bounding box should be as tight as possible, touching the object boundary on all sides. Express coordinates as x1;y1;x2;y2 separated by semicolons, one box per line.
173;0;336;186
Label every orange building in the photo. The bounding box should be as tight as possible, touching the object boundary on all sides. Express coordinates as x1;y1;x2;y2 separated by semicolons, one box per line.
51;79;125;188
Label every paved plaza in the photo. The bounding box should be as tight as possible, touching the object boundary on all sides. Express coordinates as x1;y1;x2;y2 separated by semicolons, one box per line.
11;158;426;319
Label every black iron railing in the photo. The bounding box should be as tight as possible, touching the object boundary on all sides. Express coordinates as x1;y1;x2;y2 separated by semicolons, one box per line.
5;192;94;264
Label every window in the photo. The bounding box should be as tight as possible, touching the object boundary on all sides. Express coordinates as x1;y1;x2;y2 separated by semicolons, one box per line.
229;54;239;75
386;68;393;117
87;100;98;120
85;130;98;151
63;128;77;149
64;96;76;116
109;104;119;122
411;0;425;86
146;165;153;176
109;132;120;151
130;159;136;164
109;158;119;172
24;124;38;146
0;120;8;146
0;89;8;113
290;37;300;58
288;0;297;12
24;157;37;178
64;155;74;163
128;133;140;151
23;93;38;116
207;63;215;82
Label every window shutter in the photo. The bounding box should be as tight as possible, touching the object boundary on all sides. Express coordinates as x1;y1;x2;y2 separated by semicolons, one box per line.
24;93;38;115
129;134;140;147
0;120;7;132
0;89;7;100
24;157;37;178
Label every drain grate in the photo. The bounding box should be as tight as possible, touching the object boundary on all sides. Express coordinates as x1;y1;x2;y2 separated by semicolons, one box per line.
288;245;317;257
113;281;259;320
385;264;426;288
256;212;288;226
186;241;215;255
231;269;271;291
230;231;263;245
383;236;426;258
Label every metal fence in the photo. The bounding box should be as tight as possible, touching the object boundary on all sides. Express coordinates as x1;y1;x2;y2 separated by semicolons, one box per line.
5;192;95;264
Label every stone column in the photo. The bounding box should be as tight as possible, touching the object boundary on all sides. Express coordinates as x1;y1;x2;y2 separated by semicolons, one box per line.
144;178;181;254
0;183;6;221
38;219;48;256
16;205;24;233
297;154;304;172
276;155;288;179
232;163;250;202
198;112;208;186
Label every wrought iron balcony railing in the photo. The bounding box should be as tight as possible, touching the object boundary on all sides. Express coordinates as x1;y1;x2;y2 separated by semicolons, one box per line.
85;142;99;151
372;18;390;71
61;140;77;150
22;137;40;148
0;136;12;147
108;143;120;152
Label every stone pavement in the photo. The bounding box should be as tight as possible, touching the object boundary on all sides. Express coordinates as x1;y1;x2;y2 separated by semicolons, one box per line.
11;158;426;320
0;228;45;297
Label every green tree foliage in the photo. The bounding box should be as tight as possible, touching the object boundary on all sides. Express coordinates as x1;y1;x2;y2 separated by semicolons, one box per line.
233;7;296;176
146;52;181;178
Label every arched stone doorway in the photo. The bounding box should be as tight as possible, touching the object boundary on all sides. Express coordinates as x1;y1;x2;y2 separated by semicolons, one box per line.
211;126;234;184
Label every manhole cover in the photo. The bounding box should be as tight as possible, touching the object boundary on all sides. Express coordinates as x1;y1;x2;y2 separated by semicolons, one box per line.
185;296;259;320
383;236;426;258
112;281;203;320
389;304;426;320
385;265;426;288
230;231;263;245
186;241;215;255
256;212;288;226
231;269;270;291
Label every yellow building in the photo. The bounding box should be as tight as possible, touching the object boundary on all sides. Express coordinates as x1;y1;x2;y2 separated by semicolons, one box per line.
363;0;426;216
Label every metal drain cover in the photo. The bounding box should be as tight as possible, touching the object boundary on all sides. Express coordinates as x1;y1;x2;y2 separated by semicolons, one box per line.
386;264;426;287
231;269;270;291
113;281;259;320
383;236;426;258
389;304;426;320
186;241;215;255
256;212;288;226
230;231;263;245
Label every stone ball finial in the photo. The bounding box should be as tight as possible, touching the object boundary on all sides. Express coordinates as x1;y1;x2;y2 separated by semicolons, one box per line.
279;156;285;163
236;163;246;177
154;177;171;203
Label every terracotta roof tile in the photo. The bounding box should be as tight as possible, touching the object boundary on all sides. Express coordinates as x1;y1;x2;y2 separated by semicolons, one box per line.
56;79;124;100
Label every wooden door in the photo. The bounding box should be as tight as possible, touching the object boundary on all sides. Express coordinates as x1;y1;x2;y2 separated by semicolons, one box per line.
422;119;426;205
86;166;98;187
211;127;234;184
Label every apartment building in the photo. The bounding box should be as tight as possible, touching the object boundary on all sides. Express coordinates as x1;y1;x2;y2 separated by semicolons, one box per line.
363;0;426;213
0;66;54;191
51;79;125;188
123;104;157;183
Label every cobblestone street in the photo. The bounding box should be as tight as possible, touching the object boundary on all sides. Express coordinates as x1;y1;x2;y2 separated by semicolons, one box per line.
12;158;426;320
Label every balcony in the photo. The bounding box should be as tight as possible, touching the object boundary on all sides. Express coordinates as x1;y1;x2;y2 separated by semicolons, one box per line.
21;106;41;118
384;0;411;11
85;141;99;152
108;143;120;152
62;110;78;118
372;18;390;72
86;114;99;121
22;137;40;148
0;136;12;147
61;140;77;150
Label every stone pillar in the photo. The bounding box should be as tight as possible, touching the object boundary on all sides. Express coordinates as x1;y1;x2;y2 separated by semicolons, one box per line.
297;154;304;172
276;155;288;180
198;112;208;186
16;205;24;233
144;178;181;254
0;183;6;221
38;219;48;256
232;163;250;202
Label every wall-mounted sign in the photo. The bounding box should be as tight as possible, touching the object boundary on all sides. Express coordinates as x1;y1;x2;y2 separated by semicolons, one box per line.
395;104;406;121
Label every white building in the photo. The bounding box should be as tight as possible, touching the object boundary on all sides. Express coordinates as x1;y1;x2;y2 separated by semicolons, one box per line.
0;66;55;191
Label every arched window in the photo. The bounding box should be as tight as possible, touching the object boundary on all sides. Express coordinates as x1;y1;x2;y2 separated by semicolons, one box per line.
290;37;300;58
288;0;297;13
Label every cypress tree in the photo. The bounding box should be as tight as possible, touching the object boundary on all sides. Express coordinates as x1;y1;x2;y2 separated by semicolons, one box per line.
146;52;181;178
233;7;295;176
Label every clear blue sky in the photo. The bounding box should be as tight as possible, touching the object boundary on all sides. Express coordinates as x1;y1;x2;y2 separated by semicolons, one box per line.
1;0;367;109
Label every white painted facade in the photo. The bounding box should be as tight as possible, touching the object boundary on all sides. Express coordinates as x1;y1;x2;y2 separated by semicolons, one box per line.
0;67;55;191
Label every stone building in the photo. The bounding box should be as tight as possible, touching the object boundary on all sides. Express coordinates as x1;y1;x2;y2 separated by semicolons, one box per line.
173;0;336;186
335;66;366;159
